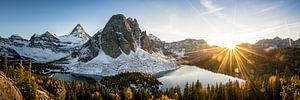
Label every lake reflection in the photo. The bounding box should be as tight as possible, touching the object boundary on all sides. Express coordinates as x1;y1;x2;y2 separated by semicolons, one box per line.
158;65;245;90
51;65;245;90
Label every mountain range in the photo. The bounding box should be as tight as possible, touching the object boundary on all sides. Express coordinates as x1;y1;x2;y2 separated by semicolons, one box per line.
0;14;300;76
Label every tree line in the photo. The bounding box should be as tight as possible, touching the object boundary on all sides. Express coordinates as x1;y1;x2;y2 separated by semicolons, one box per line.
1;54;299;100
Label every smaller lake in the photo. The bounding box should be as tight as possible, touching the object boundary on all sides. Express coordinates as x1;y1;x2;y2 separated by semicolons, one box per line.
158;65;245;90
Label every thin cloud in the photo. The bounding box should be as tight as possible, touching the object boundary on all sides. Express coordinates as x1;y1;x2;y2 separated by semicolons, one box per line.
199;0;224;16
256;5;279;14
198;0;253;34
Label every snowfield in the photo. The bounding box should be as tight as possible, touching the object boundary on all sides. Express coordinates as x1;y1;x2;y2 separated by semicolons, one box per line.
0;40;68;62
12;46;68;62
65;48;179;76
0;33;89;62
58;35;88;48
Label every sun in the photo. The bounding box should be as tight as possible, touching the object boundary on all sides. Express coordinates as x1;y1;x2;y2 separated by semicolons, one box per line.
208;36;238;50
220;40;237;49
225;43;236;49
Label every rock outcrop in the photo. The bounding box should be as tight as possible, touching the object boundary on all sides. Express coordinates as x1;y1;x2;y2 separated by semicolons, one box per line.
0;71;23;100
127;18;142;46
254;37;294;49
140;31;154;53
100;14;137;58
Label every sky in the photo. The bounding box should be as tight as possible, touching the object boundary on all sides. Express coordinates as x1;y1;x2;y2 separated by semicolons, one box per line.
0;0;300;46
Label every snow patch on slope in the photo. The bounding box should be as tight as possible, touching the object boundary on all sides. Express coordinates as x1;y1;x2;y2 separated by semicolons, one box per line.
65;48;178;76
10;46;67;62
58;35;88;48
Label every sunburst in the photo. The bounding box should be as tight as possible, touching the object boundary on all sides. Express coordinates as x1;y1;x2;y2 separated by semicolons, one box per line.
215;45;262;79
186;44;264;80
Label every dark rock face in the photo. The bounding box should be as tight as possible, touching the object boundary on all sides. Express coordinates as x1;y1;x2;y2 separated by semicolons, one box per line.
75;14;158;61
77;34;101;62
101;32;122;58
100;14;137;58
141;31;154;53
118;33;132;54
127;18;156;54
127;18;142;46
28;31;62;52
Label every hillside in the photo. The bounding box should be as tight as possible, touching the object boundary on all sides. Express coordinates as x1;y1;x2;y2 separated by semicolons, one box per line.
0;71;23;100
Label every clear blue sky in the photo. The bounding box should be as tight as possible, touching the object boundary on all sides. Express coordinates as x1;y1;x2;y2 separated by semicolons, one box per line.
1;0;300;46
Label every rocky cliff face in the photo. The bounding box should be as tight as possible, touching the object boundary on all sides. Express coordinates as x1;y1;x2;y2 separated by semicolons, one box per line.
164;39;209;56
254;37;294;49
100;14;137;57
127;18;142;46
76;14;156;62
140;31;154;53
149;34;165;53
0;71;23;100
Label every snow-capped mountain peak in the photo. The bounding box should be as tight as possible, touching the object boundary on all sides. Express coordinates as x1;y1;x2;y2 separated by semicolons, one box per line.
9;34;25;41
44;31;57;37
61;14;178;76
58;24;91;48
4;29;92;62
69;24;90;40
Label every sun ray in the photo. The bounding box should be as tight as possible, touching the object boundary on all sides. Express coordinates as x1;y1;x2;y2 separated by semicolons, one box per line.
185;46;223;54
201;48;228;66
235;48;256;66
187;43;263;80
187;47;227;63
214;48;229;57
233;50;250;79
217;49;230;72
236;46;266;58
229;49;233;74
